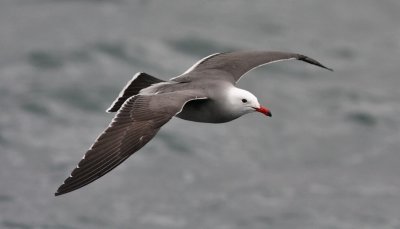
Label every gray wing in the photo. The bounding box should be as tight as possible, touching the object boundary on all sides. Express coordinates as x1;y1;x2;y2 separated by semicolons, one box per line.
173;51;332;83
55;91;206;196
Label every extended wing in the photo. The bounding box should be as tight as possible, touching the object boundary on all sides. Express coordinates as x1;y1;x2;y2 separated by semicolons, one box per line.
55;91;206;196
173;51;332;83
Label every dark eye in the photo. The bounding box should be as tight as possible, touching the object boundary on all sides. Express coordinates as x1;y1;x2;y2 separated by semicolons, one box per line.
241;99;247;103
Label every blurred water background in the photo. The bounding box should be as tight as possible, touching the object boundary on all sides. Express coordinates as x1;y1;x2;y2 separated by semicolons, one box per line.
1;0;400;228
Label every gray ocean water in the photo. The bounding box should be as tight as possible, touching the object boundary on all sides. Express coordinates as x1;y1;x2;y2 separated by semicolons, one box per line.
1;0;400;228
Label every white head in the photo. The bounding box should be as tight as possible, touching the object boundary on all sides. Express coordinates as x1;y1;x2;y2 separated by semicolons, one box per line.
226;87;271;118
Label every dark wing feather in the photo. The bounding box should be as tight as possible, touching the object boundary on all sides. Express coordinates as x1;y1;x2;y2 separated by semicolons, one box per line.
55;91;206;196
107;72;165;113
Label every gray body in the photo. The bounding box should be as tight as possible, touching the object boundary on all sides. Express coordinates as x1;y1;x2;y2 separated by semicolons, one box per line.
141;78;237;123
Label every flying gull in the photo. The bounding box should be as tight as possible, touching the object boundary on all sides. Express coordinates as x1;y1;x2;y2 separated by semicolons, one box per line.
55;51;332;196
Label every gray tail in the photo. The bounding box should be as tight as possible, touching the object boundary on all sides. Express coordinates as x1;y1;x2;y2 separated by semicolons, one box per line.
106;72;165;112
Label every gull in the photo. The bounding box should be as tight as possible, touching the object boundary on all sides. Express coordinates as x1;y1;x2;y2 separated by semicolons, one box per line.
55;51;332;196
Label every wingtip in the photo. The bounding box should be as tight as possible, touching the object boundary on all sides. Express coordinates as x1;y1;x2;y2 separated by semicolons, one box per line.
319;64;334;72
55;188;71;196
106;103;118;113
297;54;333;72
317;62;334;72
54;183;68;196
106;105;119;113
54;186;65;196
